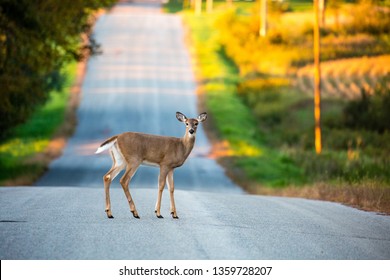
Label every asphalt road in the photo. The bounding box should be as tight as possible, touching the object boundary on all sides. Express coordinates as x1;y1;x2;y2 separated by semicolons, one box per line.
1;0;390;260
35;0;238;192
1;187;390;259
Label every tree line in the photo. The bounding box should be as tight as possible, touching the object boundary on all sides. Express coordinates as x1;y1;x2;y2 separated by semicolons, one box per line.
0;0;116;137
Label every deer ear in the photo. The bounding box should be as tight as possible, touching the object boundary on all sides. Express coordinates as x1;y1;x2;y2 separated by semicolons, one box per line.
176;112;187;122
197;112;207;123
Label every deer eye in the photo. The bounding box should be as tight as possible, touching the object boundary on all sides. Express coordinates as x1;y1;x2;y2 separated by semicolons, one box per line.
185;123;188;126
194;123;198;126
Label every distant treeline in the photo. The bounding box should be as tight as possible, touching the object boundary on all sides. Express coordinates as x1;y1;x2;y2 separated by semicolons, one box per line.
0;0;115;137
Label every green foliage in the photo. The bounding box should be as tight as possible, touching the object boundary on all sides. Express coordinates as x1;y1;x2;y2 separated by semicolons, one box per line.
163;0;186;13
0;62;76;184
0;0;115;136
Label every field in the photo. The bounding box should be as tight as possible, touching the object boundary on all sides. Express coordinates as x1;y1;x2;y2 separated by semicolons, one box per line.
167;0;390;213
296;55;390;98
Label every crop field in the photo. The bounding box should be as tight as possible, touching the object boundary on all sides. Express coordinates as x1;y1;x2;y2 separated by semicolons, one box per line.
296;55;390;98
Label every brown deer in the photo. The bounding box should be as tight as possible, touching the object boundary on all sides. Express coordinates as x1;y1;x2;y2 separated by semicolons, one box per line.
95;112;207;219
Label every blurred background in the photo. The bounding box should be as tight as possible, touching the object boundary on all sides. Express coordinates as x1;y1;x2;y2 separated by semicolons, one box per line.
1;0;389;213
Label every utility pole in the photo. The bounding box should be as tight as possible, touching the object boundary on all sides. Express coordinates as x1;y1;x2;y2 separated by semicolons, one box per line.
195;0;202;15
259;0;267;37
206;0;213;13
314;0;322;154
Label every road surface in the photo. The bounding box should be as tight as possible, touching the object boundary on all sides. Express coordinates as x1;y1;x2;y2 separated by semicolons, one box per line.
36;0;238;192
1;0;390;260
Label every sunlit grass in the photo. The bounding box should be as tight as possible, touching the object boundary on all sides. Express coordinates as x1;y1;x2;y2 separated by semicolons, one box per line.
0;139;49;158
183;10;305;187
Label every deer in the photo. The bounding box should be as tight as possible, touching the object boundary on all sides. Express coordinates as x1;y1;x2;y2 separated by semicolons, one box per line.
95;111;207;219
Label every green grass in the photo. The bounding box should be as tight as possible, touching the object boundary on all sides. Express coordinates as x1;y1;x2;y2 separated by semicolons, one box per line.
0;62;77;185
239;76;390;182
288;0;313;12
163;0;186;13
183;11;305;188
237;76;390;213
174;2;390;213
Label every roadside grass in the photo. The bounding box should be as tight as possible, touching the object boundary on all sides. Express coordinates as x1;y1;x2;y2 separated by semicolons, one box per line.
171;2;390;213
183;10;305;189
234;73;390;213
0;62;77;185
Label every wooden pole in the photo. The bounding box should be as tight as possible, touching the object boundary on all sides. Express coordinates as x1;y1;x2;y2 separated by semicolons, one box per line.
314;0;322;154
195;0;202;15
206;0;213;13
259;0;267;37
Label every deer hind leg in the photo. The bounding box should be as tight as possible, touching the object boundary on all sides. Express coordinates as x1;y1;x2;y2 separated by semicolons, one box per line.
103;146;125;219
166;170;178;219
120;161;141;219
103;156;124;218
155;167;169;218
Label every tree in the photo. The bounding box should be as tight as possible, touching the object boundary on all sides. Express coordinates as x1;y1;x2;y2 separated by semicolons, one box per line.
0;0;115;137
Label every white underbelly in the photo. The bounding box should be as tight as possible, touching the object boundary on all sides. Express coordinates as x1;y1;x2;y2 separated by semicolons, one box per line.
141;160;160;167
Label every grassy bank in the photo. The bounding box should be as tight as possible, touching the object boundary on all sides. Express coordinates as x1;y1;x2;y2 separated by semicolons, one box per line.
183;9;306;188
0;62;78;185
171;2;390;213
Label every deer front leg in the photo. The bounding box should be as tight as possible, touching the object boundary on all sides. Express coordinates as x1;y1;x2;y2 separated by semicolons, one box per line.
155;167;169;218
166;170;178;219
120;164;140;219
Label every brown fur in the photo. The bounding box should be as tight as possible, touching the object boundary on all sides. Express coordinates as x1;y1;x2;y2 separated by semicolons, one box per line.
97;112;207;219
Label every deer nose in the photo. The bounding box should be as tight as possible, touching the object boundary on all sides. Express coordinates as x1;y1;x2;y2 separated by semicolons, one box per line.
189;128;195;134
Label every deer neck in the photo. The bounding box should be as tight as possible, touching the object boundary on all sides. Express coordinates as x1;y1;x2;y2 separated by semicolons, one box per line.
181;131;196;158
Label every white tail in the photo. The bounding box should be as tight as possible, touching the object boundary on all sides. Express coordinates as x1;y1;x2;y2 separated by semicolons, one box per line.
95;137;116;154
96;111;207;219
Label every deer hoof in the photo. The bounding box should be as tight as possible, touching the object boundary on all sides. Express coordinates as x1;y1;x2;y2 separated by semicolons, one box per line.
131;211;140;219
155;210;164;219
171;212;179;219
106;210;114;219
